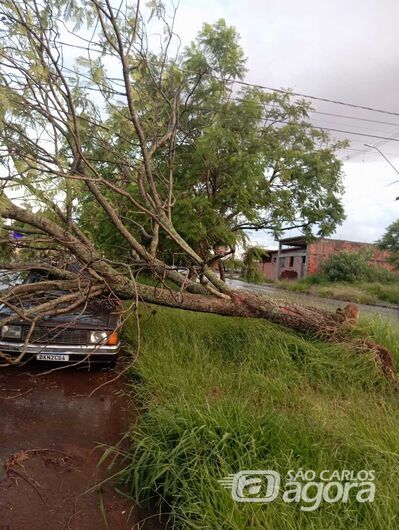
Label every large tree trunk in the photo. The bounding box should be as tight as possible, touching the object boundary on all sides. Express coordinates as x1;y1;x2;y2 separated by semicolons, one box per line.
118;279;342;334
0;255;395;381
126;282;397;383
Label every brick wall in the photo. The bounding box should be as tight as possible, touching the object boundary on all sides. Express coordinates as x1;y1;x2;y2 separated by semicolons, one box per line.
257;238;394;281
307;239;394;275
258;260;275;279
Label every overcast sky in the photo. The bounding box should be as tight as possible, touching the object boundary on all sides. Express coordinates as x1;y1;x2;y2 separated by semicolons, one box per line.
172;0;399;248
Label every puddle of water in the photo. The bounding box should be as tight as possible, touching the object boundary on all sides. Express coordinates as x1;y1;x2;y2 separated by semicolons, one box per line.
0;365;164;530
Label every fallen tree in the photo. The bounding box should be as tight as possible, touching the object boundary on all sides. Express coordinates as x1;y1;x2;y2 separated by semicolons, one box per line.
0;0;394;378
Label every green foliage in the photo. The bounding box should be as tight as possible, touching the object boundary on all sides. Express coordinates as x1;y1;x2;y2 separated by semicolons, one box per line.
322;250;396;283
279;277;399;306
193;19;246;79
358;282;399;305
117;307;399;529
73;16;346;261
0;3;346;269
242;246;266;283
323;250;371;282
378;219;399;252
324;282;399;306
277;250;399;305
173;83;346;256
378;220;399;268
223;256;243;273
278;274;326;293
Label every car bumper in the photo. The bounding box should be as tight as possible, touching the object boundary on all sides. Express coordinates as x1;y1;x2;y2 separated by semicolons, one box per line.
0;340;120;363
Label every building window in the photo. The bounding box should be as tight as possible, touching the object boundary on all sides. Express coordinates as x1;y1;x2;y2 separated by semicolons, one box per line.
272;257;276;263
302;256;306;264
289;256;294;267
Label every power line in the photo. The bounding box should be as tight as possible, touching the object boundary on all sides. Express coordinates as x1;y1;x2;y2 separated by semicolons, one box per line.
5;36;399;137
308;109;399;128
342;126;399;161
5;46;399;147
3;7;399;123
300;124;399;143
6;73;399;146
264;119;399;144
32;38;399;120
231;79;399;118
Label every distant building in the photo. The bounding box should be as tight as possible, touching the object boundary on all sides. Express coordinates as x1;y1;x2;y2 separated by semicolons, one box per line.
258;236;393;281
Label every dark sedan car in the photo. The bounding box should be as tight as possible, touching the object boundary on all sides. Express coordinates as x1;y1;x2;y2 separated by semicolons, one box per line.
0;269;122;365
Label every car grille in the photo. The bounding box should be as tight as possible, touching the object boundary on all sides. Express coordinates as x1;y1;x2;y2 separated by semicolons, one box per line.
21;326;90;345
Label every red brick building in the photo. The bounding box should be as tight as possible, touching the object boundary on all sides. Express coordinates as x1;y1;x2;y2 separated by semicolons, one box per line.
258;236;393;281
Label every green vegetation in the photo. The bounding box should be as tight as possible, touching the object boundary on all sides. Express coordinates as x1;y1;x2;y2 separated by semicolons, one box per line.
71;15;346;263
279;251;399;305
117;307;399;529
379;219;399;266
279;277;399;305
322;250;396;283
242;246;267;283
224;256;244;275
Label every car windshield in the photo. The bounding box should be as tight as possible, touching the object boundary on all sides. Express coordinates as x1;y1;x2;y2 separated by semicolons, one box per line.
24;270;54;283
0;270;27;292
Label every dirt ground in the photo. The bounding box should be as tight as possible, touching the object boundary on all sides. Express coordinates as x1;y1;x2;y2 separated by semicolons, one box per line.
0;364;164;530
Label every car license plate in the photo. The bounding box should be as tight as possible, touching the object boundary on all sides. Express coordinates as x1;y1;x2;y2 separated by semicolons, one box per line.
36;354;70;362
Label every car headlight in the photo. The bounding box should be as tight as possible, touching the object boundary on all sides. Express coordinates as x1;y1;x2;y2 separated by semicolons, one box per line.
2;325;22;339
90;331;108;344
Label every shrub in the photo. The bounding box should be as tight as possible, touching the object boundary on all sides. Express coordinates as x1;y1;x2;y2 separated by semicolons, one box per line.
224;256;244;274
322;250;397;283
242;246;266;284
378;219;399;268
369;265;399;283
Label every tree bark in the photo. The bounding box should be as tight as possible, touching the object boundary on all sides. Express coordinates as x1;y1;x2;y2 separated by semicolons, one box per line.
116;279;342;335
121;281;397;382
218;260;226;282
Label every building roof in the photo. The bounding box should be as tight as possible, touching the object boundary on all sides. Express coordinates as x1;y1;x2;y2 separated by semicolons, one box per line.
279;236;308;247
278;236;379;247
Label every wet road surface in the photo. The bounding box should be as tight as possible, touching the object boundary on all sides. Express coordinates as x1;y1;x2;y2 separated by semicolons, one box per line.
0;365;163;530
227;278;399;322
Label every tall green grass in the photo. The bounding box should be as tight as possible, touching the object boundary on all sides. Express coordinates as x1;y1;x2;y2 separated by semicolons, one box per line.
279;278;399;305
118;307;399;529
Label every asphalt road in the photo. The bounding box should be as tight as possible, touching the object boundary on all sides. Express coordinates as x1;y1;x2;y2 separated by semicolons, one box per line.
227;278;399;321
0;365;163;530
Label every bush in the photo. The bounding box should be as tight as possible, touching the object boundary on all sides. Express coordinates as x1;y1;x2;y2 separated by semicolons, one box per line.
242;246;266;284
323;250;397;283
370;265;399;283
223;256;244;274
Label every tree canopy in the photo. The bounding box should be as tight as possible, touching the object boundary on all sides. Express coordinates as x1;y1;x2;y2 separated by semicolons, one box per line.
378;220;399;266
0;0;355;366
46;8;345;263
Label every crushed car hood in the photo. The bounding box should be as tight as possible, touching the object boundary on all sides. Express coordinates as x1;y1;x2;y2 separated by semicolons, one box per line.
0;290;120;329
